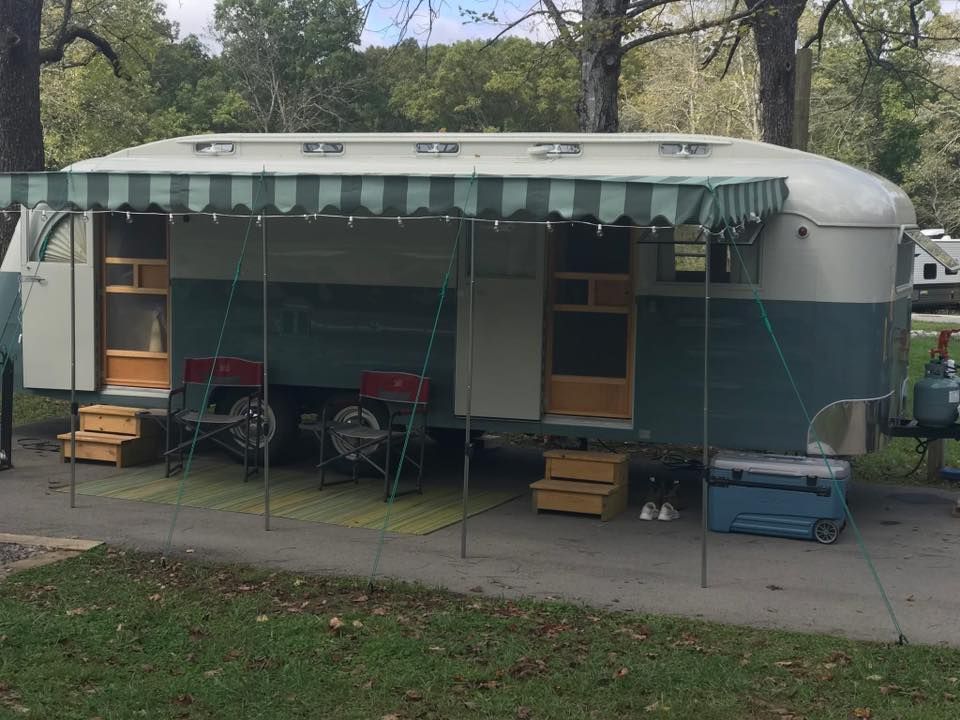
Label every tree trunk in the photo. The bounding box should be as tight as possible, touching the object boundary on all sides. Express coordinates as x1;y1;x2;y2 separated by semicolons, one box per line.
577;0;627;133
0;0;44;252
748;0;806;146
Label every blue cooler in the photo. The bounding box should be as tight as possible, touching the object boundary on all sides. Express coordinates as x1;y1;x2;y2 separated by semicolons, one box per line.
708;452;850;544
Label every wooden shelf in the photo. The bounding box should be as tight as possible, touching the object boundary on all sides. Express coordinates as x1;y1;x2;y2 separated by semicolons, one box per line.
553;304;629;314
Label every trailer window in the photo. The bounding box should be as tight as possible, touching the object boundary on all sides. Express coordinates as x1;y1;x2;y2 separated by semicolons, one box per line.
924;263;937;280
895;240;916;287
656;225;759;284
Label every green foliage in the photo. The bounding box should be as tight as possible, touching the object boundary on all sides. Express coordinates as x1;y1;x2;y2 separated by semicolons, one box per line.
366;39;579;132
213;0;364;132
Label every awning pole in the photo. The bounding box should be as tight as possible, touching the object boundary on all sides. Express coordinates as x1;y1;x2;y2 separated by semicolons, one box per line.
69;212;77;509
460;219;476;559
262;216;270;531
700;237;711;588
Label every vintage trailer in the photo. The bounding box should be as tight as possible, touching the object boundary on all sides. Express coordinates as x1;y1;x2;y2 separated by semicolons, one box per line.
0;133;931;459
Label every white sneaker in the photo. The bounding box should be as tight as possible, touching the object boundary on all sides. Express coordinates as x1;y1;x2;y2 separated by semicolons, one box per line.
657;502;679;521
639;502;659;521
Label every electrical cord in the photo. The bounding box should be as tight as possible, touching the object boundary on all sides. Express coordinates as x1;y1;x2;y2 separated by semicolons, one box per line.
904;438;929;478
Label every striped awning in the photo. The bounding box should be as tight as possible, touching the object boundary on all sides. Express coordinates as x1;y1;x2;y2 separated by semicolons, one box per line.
0;172;788;228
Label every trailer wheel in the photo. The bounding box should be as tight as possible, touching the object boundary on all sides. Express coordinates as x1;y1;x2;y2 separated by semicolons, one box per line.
322;394;389;475
813;519;840;545
216;388;298;464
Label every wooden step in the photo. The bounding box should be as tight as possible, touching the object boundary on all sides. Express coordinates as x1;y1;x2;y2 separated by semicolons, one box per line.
79;405;161;437
530;477;627;521
544;449;628;486
58;430;160;468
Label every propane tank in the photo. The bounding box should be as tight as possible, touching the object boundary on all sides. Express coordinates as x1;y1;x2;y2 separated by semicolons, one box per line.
914;357;960;427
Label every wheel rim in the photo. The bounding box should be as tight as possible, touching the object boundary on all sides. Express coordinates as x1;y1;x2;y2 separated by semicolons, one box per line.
815;521;838;544
228;397;277;449
331;405;381;459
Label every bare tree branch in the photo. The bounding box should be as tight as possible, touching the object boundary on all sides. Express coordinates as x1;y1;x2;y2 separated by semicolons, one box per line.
621;4;756;54
39;25;126;78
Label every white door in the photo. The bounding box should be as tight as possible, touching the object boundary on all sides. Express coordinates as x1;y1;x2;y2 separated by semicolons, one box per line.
455;222;544;420
20;209;96;391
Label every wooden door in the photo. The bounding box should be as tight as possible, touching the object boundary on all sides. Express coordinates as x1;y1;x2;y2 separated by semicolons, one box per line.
545;224;634;418
101;214;170;388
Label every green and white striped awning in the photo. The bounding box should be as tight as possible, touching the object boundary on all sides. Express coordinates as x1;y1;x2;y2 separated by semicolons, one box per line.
0;172;788;228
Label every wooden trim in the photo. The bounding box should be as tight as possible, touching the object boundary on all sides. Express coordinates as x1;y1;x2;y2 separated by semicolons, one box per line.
104;286;168;295
100;216;171;389
553;304;629;314
102;377;170;389
104;256;168;266
554;271;629;281
105;349;168;359
550;375;627;385
544;225;635;418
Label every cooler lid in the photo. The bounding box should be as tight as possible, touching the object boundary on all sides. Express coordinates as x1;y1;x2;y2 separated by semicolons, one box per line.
710;451;850;481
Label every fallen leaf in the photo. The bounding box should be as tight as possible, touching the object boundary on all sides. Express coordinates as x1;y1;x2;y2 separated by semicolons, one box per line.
293;579;304;587
766;584;784;591
478;680;500;690
203;668;222;678
140;664;155;673
516;707;532;719
404;690;422;702
352;594;369;604
614;667;629;679
372;607;388;616
906;595;915;602
380;715;400;720
116;624;124;633
850;708;872;719
66;607;87;617
469;586;484;593
255;614;269;623
428;646;445;653
223;648;242;661
774;661;796;668
865;674;882;682
944;692;956;701
352;620;364;629
360;679;374;690
172;694;194;706
828;651;852;666
879;685;901;696
329;617;343;631
147;594;162;602
185;548;195;554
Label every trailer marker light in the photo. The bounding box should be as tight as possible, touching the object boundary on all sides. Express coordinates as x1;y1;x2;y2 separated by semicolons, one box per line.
256;215;263;227
397;216;404;228
125;212;132;224
169;214;174;224
348;216;355;229
494;220;500;232
212;213;219;224
545;221;552;233
596;224;604;238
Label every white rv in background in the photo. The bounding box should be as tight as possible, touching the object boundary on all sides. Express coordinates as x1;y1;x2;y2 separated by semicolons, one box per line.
912;229;960;311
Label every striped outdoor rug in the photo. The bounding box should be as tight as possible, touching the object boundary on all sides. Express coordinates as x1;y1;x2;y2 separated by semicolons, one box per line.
64;461;523;535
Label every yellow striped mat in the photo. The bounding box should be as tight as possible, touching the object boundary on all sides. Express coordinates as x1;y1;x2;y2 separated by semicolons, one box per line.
62;461;523;535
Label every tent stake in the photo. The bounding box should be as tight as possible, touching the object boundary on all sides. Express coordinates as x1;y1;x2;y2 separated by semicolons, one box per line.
262;217;270;531
701;238;711;588
461;220;476;559
69;212;77;509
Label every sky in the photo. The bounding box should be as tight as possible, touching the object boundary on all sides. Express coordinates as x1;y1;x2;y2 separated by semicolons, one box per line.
165;0;960;50
163;0;551;49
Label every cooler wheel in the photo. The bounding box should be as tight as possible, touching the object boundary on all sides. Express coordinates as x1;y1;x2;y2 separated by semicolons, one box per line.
813;519;840;545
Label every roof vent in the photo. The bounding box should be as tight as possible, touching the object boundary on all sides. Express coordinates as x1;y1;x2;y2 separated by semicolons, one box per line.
659;142;710;158
415;142;460;155
194;141;236;155
528;143;581;157
303;142;344;155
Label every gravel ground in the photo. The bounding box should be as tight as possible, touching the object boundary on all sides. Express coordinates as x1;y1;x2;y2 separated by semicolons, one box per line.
0;542;44;568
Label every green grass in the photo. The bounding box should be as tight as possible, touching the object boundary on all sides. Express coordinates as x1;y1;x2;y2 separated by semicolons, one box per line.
852;326;960;486
1;549;959;719
12;392;68;427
